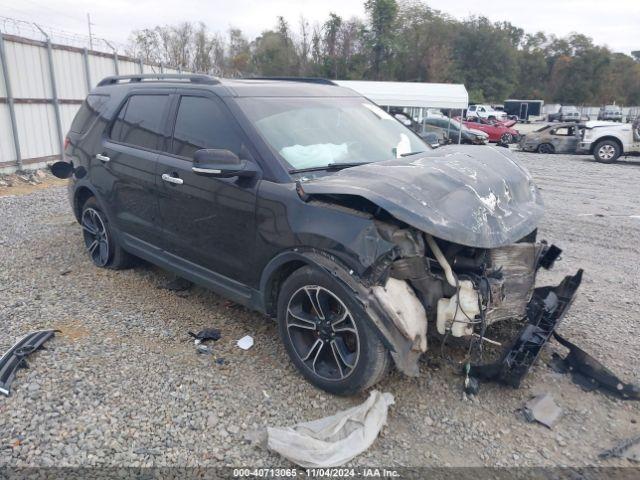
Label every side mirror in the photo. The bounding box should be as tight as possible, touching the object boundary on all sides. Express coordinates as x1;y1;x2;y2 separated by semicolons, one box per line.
50;161;74;179
192;149;257;178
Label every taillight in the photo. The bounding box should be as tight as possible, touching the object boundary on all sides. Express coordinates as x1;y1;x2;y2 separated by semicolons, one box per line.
64;137;70;150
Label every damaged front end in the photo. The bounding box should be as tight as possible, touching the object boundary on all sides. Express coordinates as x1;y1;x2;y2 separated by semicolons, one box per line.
366;223;582;386
297;147;583;387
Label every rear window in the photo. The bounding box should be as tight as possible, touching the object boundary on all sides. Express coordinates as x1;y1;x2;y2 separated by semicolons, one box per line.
110;94;169;150
69;94;109;134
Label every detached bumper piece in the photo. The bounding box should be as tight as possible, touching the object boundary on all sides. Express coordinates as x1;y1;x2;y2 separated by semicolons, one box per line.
470;270;583;387
0;329;57;396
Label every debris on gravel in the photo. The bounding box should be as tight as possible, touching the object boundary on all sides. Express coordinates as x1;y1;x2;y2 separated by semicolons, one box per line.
1;151;639;467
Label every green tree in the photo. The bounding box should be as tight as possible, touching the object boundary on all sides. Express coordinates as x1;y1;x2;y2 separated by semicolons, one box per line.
364;0;398;79
452;17;519;102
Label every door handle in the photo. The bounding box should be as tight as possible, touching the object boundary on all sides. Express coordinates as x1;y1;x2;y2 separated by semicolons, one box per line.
161;173;184;185
96;153;110;162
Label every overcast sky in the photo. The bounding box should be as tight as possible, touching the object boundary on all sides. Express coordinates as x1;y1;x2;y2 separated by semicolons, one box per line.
0;0;638;54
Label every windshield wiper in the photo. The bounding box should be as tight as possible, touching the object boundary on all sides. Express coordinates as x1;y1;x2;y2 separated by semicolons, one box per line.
400;151;425;157
288;162;371;174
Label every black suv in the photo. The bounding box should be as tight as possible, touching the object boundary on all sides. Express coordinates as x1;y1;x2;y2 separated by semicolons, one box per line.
53;74;581;395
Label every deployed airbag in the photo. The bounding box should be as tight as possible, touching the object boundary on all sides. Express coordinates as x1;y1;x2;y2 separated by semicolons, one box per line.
267;390;394;467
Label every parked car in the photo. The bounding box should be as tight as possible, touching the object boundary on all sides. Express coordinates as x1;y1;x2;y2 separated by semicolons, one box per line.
626;107;639;124
391;111;446;146
518;123;582;154
461;116;520;143
466;104;508;121
51;74;581;395
597;105;623;122
548;106;580;122
578;119;640;163
422;115;489;144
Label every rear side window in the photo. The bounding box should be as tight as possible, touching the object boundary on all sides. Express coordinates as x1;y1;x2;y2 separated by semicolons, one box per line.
69;94;109;134
171;96;243;159
110;94;169;150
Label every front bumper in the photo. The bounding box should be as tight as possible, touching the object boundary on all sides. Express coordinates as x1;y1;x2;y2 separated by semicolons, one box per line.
469;269;583;387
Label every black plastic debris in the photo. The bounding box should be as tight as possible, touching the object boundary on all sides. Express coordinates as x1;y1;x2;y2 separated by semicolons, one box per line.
553;332;640;400
0;329;57;396
188;328;222;343
599;434;640;462
469;270;583;387
538;244;562;270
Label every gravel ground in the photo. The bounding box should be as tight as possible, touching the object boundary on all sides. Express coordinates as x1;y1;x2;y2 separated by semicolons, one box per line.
1;151;639;468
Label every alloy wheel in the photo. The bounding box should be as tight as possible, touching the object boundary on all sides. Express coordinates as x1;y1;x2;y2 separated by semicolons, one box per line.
598;144;616;160
285;285;360;381
81;208;110;267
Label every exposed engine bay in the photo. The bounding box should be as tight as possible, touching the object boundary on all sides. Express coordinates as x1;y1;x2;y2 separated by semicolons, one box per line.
365;221;581;387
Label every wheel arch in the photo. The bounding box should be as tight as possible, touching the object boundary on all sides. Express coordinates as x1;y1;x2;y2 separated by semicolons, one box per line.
73;185;97;221
260;253;309;317
591;136;624;155
259;249;364;317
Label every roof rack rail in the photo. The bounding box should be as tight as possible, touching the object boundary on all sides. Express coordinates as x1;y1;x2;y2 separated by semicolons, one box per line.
244;76;337;86
97;74;219;87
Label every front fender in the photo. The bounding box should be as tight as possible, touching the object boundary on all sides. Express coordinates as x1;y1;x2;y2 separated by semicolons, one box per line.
260;249;423;377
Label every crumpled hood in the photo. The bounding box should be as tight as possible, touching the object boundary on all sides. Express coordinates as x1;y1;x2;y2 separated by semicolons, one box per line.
300;145;544;248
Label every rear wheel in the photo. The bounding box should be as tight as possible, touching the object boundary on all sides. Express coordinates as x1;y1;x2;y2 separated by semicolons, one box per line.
80;197;134;269
277;266;389;395
537;143;555;154
593;140;620;163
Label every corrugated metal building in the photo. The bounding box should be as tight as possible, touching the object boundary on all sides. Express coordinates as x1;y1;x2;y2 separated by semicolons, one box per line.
0;33;181;173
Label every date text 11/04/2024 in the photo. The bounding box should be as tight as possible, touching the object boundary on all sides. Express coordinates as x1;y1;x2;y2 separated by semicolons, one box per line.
232;468;400;477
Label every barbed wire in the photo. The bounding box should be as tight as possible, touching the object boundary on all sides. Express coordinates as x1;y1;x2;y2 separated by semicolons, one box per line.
0;15;129;54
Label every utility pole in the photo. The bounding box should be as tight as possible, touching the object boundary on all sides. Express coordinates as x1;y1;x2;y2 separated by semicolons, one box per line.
87;13;93;50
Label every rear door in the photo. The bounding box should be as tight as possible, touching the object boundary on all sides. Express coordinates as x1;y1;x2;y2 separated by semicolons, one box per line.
548;126;579;153
156;91;260;286
94;91;171;247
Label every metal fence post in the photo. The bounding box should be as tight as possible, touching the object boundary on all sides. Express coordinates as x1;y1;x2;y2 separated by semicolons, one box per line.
83;47;92;92
35;25;64;159
0;31;23;169
113;51;119;75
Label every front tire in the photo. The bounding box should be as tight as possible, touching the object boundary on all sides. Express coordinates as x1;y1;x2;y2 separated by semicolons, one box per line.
593;140;620;163
277;266;389;396
80;197;134;269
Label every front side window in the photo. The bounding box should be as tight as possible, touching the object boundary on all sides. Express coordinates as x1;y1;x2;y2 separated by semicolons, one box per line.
171;96;243;159
110;94;169;150
237;97;426;171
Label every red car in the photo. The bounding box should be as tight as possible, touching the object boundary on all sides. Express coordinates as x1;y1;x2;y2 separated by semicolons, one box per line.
459;117;520;143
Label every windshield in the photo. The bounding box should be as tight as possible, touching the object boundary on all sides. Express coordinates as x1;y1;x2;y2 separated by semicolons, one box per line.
236;97;427;171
